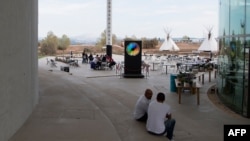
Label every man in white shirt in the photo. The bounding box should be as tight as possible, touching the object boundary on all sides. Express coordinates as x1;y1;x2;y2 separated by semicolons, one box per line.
146;92;176;141
133;89;153;122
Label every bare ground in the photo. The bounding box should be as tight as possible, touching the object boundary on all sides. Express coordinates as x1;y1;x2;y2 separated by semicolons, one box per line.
59;42;213;57
207;86;243;118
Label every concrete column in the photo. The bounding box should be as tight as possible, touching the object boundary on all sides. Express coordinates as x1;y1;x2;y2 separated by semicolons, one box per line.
0;0;38;141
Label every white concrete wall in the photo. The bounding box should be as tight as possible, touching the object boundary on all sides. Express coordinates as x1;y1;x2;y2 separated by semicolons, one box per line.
0;0;38;141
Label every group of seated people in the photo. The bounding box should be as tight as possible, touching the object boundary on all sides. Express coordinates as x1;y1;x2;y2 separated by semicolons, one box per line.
133;89;176;141
90;54;116;70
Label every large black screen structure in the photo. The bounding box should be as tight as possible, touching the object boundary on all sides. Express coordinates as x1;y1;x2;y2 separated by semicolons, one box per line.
123;40;144;78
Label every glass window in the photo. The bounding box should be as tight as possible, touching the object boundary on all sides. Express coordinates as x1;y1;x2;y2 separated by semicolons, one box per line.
219;0;230;36
230;0;245;35
218;0;250;117
243;36;250;116
246;0;250;34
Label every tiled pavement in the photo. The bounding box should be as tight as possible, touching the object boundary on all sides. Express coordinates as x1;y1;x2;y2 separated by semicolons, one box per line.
9;55;250;141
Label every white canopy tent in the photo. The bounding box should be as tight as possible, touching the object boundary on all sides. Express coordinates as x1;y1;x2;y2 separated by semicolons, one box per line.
198;29;218;52
159;30;180;51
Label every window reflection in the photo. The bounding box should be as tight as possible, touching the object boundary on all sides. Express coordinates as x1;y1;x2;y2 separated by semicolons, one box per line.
218;0;250;117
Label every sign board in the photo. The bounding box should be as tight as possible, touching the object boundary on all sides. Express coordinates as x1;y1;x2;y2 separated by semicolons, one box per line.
123;40;144;78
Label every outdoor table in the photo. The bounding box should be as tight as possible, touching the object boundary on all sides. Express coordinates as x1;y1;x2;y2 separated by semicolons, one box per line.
195;72;205;85
183;62;199;71
208;70;212;82
163;64;176;74
214;69;217;78
175;79;202;105
151;61;160;71
207;69;217;82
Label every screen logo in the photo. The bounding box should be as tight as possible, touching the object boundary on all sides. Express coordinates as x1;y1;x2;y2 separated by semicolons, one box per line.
126;42;140;56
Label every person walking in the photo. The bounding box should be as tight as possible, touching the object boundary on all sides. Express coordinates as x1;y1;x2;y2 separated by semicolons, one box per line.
146;92;176;141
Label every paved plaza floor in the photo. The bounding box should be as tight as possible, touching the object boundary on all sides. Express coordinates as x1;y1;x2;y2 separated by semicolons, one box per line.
9;55;250;141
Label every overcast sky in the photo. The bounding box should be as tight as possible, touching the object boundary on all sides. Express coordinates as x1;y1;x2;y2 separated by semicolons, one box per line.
39;0;219;39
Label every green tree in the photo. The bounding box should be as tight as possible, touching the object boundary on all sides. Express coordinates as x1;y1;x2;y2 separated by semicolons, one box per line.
182;35;190;42
40;31;58;55
58;34;70;53
124;35;137;40
96;30;117;47
141;37;158;49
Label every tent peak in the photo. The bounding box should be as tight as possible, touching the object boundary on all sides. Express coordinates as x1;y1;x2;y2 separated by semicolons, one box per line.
204;26;214;40
198;27;218;52
163;27;172;41
159;28;180;51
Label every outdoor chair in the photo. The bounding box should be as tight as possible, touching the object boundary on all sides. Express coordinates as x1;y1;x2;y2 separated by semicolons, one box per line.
100;61;109;70
50;59;57;68
159;61;165;74
144;65;150;78
168;64;176;73
69;60;79;68
141;63;150;77
115;63;123;78
46;58;50;65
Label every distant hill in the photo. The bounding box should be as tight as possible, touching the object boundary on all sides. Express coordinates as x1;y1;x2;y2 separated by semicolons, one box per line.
70;34;97;45
38;34;98;45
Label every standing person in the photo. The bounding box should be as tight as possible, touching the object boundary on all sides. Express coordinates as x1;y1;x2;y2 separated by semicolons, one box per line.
85;53;89;63
88;53;94;62
133;89;153;122
146;92;176;141
70;51;73;58
82;51;86;64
